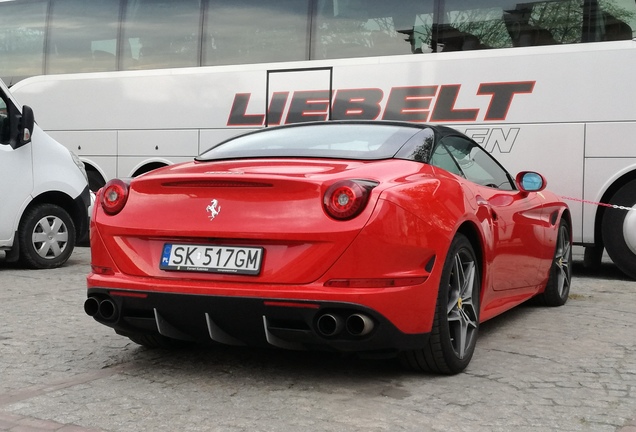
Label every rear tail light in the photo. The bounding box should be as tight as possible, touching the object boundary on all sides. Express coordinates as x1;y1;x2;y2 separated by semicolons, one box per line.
90;264;114;275
101;178;130;215
323;179;378;220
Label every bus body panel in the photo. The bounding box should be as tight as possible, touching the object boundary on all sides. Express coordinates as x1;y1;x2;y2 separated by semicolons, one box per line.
586;122;636;158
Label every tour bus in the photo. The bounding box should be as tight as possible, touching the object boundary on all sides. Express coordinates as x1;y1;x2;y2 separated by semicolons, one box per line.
2;0;636;279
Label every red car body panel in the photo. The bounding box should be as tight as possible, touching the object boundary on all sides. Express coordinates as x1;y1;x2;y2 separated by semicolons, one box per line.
86;123;569;356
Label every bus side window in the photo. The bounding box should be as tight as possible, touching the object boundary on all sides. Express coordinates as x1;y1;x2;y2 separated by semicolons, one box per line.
0;1;47;83
434;24;489;52
314;0;432;59
510;0;587;46
438;4;512;51
204;0;309;66
602;12;633;40
598;0;636;41
504;17;558;47
122;0;200;70
47;0;119;74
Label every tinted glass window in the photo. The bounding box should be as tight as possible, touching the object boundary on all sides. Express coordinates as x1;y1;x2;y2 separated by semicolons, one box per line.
413;11;435;53
204;0;309;66
122;0;201;70
522;0;583;44
47;0;120;74
314;0;433;59
0;1;47;83
198;124;421;161
437;2;513;51
394;127;436;161
430;143;463;176
439;135;514;190
596;0;636;41
0;97;9;145
437;0;633;51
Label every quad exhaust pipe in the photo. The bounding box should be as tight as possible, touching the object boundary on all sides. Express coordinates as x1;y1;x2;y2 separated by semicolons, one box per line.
345;313;374;337
85;296;375;338
316;312;374;338
316;313;344;337
83;297;100;317
84;296;119;321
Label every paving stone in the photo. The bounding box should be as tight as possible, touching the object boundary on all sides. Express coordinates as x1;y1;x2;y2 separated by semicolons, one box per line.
0;247;634;432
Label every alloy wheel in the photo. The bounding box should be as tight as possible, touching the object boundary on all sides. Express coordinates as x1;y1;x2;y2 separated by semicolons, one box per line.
446;250;478;359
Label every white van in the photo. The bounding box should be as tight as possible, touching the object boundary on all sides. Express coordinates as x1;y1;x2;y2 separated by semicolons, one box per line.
0;78;89;269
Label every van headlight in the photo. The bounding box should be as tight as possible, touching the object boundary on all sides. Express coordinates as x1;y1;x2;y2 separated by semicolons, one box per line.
69;150;88;182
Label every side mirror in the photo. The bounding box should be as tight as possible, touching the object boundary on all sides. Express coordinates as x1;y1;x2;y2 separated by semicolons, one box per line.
10;104;34;149
516;171;546;193
19;105;34;145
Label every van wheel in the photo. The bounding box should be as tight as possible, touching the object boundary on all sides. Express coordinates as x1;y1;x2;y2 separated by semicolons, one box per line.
602;179;636;280
18;203;76;269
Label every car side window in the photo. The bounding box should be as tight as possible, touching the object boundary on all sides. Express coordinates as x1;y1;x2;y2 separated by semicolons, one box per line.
439;135;515;190
430;141;463;176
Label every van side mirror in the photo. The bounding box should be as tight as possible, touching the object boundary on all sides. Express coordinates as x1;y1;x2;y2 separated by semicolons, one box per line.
10;105;34;149
19;105;34;145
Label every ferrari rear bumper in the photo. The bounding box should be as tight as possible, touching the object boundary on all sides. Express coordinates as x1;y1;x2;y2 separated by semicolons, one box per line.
85;288;430;355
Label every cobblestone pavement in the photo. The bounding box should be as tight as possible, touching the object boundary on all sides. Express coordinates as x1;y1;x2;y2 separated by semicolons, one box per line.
0;247;634;432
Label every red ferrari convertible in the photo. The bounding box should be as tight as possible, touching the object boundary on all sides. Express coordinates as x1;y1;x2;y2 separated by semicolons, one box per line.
85;121;572;374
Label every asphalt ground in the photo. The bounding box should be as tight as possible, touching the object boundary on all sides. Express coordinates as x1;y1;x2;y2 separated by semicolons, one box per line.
0;246;634;432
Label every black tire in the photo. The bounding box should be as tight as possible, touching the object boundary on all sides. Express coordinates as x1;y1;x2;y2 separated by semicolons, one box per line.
602;179;636;280
400;233;480;374
541;219;572;307
127;333;192;349
18;203;75;269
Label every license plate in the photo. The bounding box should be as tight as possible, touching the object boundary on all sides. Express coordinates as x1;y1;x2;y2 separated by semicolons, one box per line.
160;243;263;275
